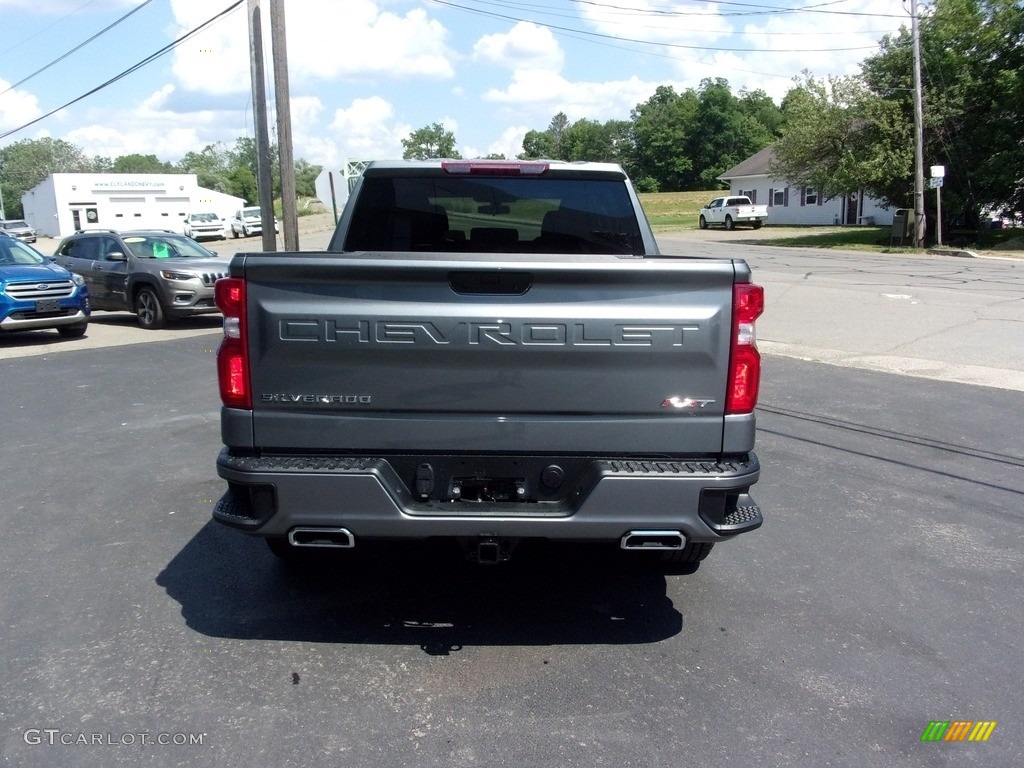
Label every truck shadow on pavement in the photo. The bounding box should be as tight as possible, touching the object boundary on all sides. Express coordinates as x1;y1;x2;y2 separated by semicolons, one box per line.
157;522;684;653
87;312;223;329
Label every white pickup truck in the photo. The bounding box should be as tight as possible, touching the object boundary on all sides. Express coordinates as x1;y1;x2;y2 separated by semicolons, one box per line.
699;196;767;231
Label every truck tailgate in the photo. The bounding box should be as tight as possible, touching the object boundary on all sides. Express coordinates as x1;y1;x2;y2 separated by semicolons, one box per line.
237;253;739;456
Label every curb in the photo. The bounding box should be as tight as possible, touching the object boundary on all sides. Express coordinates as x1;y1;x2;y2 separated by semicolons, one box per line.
927;248;977;258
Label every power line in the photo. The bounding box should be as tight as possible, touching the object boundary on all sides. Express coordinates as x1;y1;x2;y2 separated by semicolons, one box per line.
0;2;245;142
0;0;156;98
478;0;897;34
431;0;882;52
0;0;100;59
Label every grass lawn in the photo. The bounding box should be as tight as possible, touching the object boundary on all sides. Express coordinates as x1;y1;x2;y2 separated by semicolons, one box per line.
639;190;1024;255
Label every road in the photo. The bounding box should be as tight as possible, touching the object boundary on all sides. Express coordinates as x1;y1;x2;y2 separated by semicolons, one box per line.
1;234;1022;767
659;233;1024;392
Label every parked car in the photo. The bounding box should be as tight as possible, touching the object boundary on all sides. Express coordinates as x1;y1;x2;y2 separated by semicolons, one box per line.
0;218;38;243
52;229;227;329
183;212;227;241
698;196;767;230
0;231;89;338
230;206;278;238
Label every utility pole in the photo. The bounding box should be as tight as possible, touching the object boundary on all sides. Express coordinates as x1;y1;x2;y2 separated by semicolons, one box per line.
270;0;298;250
911;0;927;248
0;161;6;220
247;0;276;251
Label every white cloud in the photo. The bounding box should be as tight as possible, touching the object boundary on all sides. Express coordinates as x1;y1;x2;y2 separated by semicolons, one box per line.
328;96;411;160
169;0;454;96
63;84;236;160
0;80;43;133
487;125;530;160
473;22;564;72
64;122;203;160
578;1;731;46
169;0;250;96
484;71;656;125
286;4;454;81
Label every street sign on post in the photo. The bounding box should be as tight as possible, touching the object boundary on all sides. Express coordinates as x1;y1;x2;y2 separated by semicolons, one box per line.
930;165;945;246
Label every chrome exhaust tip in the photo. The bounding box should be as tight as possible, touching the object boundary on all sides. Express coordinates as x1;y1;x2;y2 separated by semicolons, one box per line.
620;530;686;551
287;527;355;548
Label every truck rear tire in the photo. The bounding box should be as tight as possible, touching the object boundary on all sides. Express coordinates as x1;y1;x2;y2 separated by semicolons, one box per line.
724;215;735;231
660;542;714;564
752;221;763;230
654;542;715;574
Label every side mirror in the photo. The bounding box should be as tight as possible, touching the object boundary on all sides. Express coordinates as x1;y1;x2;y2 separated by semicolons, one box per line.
107;251;127;262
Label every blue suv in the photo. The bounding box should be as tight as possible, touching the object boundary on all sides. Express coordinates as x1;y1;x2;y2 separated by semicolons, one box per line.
0;232;90;338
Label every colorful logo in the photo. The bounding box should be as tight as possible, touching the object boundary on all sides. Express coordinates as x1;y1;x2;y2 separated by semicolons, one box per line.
921;721;997;742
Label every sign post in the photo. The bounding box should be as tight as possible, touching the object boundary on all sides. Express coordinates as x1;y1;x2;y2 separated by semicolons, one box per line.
930;165;945;247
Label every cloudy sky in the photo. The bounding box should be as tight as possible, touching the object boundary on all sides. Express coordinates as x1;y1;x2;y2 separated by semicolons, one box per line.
0;0;911;168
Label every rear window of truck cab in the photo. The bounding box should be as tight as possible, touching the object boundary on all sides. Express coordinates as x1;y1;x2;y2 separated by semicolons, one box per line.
343;174;645;255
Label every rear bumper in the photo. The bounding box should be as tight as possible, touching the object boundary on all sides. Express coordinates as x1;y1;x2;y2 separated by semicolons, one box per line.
213;449;762;544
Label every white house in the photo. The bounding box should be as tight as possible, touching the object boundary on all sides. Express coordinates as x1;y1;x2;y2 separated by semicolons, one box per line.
719;146;895;226
21;173;245;239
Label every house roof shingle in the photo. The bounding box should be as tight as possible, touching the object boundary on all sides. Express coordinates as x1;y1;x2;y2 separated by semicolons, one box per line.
719;145;777;181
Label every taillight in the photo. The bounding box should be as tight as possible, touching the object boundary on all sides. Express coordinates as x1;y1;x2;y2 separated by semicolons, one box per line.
726;283;764;414
215;277;251;409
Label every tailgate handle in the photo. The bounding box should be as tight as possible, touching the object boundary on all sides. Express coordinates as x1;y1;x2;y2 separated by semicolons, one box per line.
449;271;531;295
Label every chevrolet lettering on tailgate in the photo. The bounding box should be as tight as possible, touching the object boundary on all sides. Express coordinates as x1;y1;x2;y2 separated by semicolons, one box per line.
278;318;700;347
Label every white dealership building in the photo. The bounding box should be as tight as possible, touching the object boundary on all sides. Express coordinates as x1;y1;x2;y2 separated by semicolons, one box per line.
21;173;245;239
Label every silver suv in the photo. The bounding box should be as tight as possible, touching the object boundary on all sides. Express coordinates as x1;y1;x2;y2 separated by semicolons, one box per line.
0;219;37;243
53;230;228;329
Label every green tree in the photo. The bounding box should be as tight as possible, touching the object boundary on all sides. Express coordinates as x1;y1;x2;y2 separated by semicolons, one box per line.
739;88;786;138
629;85;699;191
230;137;280;201
519;129;553;159
401;123;460;160
177;143;231;193
226;166;258;207
294;158;322;199
91;155;114;173
545;113;570;159
682;79;766;188
771;73;911;205
0;137;92;218
562;118;631;164
110;153;174;173
861;0;1024;224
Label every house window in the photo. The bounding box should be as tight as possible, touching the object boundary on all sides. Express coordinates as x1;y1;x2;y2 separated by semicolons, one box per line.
804;188;818;205
773;188;787;207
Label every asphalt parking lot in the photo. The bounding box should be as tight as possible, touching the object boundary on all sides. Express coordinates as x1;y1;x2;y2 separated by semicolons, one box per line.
2;232;1022;767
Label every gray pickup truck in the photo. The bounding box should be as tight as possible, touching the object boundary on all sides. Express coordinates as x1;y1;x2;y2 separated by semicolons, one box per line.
212;160;764;569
